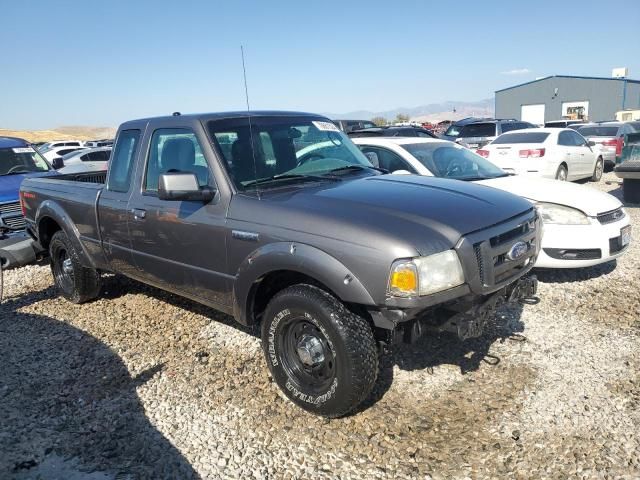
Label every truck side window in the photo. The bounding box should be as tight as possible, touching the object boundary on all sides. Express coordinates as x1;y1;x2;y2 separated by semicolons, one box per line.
144;129;211;193
107;129;141;193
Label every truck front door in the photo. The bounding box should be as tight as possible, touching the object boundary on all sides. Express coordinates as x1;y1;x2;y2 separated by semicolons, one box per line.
127;126;231;308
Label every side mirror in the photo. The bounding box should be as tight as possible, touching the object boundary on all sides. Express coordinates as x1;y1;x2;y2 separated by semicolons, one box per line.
588;140;596;147
158;172;216;202
363;151;380;167
52;157;64;169
392;170;412;175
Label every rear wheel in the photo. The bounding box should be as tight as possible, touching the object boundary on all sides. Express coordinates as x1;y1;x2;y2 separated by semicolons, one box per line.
591;157;603;182
555;164;568;181
261;284;378;417
49;230;101;303
623;179;640;203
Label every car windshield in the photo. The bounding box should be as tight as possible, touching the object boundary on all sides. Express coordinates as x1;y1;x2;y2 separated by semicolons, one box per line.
576;126;619;137
492;132;550;144
208;116;374;191
0;146;51;176
403;142;507;180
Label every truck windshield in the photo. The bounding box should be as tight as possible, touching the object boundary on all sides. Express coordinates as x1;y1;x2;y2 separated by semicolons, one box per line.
208;116;374;191
0;147;51;176
403;142;507;181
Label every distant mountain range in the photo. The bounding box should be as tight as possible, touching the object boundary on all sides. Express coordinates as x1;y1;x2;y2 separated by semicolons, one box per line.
327;98;495;123
0;126;116;143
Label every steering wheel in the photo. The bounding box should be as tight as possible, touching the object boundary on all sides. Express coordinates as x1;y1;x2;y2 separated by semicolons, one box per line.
298;153;325;166
6;165;29;174
444;161;464;177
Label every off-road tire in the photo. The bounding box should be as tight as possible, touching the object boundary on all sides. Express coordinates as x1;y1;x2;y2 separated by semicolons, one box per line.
555;164;568;181
261;284;378;418
49;230;101;303
623;179;640;203
591;158;603;182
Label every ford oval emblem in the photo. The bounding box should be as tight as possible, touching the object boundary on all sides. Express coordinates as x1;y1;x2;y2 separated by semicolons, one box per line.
507;241;528;261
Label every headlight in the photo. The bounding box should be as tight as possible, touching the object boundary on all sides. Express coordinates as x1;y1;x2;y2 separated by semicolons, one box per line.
389;250;465;297
537;202;590;225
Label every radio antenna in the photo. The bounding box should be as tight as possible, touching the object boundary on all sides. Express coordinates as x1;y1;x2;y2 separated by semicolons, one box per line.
241;45;260;199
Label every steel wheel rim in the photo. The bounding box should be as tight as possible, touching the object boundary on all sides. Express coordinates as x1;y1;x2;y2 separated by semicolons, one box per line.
595;161;603;180
278;316;336;393
558;168;567;181
53;248;74;293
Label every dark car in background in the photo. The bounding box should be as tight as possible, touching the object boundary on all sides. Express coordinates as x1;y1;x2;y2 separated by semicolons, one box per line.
544;120;586;129
348;125;437;138
440;117;493;141
454;119;536;150
332;119;376;133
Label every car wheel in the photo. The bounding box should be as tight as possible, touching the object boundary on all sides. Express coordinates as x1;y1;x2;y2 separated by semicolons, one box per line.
261;284;378;417
555;164;568;181
49;230;101;303
623;179;640;203
590;158;603;182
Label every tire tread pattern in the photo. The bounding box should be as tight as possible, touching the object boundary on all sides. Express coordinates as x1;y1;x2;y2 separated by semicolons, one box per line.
262;284;378;418
50;230;101;304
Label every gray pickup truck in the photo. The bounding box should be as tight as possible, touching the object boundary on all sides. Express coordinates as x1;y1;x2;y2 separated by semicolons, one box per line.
18;111;540;417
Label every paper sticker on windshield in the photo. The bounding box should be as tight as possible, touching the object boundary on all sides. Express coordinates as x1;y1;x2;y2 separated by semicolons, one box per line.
13;147;35;154
312;121;340;132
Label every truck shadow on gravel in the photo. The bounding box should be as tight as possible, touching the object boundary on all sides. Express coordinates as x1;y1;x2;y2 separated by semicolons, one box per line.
356;304;526;413
0;296;199;480
101;274;529;416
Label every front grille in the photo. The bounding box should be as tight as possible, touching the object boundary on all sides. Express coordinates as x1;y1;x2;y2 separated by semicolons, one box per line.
597;207;625;225
544;248;601;260
0;201;25;231
0;201;21;215
467;212;540;290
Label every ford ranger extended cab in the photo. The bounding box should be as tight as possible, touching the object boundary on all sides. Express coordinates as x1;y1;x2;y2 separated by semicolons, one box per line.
18;111;540;417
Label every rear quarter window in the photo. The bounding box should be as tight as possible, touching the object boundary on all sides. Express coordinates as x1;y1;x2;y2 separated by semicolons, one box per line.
459;123;496;138
492;132;550;144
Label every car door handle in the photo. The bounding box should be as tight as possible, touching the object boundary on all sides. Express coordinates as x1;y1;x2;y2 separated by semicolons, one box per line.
131;208;146;220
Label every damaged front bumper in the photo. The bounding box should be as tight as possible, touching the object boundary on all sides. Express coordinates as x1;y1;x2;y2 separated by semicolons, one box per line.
372;275;539;344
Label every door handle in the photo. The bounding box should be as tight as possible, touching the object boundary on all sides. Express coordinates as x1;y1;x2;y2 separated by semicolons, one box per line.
131;208;147;220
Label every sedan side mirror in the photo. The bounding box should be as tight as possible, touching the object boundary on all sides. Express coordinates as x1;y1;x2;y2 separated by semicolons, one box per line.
158;172;216;202
588;140;596;147
52;157;64;169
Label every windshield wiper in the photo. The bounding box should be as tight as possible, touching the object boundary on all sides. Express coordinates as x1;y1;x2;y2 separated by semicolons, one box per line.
0;170;34;177
324;165;388;176
242;173;338;188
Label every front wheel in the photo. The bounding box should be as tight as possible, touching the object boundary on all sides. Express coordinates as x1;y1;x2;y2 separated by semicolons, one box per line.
261;284;378;417
591;158;603;182
49;230;101;303
555;164;568;181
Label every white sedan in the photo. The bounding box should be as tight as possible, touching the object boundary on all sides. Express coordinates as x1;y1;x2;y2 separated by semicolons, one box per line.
352;137;631;269
56;147;111;174
476;128;603;182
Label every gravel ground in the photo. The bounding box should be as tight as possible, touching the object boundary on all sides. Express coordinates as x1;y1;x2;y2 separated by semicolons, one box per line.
1;171;638;479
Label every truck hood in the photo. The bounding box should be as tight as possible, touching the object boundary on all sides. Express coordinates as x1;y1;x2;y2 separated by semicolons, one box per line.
0;171;58;203
240;174;534;256
476;175;621;216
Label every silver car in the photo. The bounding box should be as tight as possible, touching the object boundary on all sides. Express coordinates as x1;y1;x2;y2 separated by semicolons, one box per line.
576;121;640;167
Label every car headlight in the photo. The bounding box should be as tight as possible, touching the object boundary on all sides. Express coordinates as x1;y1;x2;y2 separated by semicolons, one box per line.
536;202;590;225
388;250;465;297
